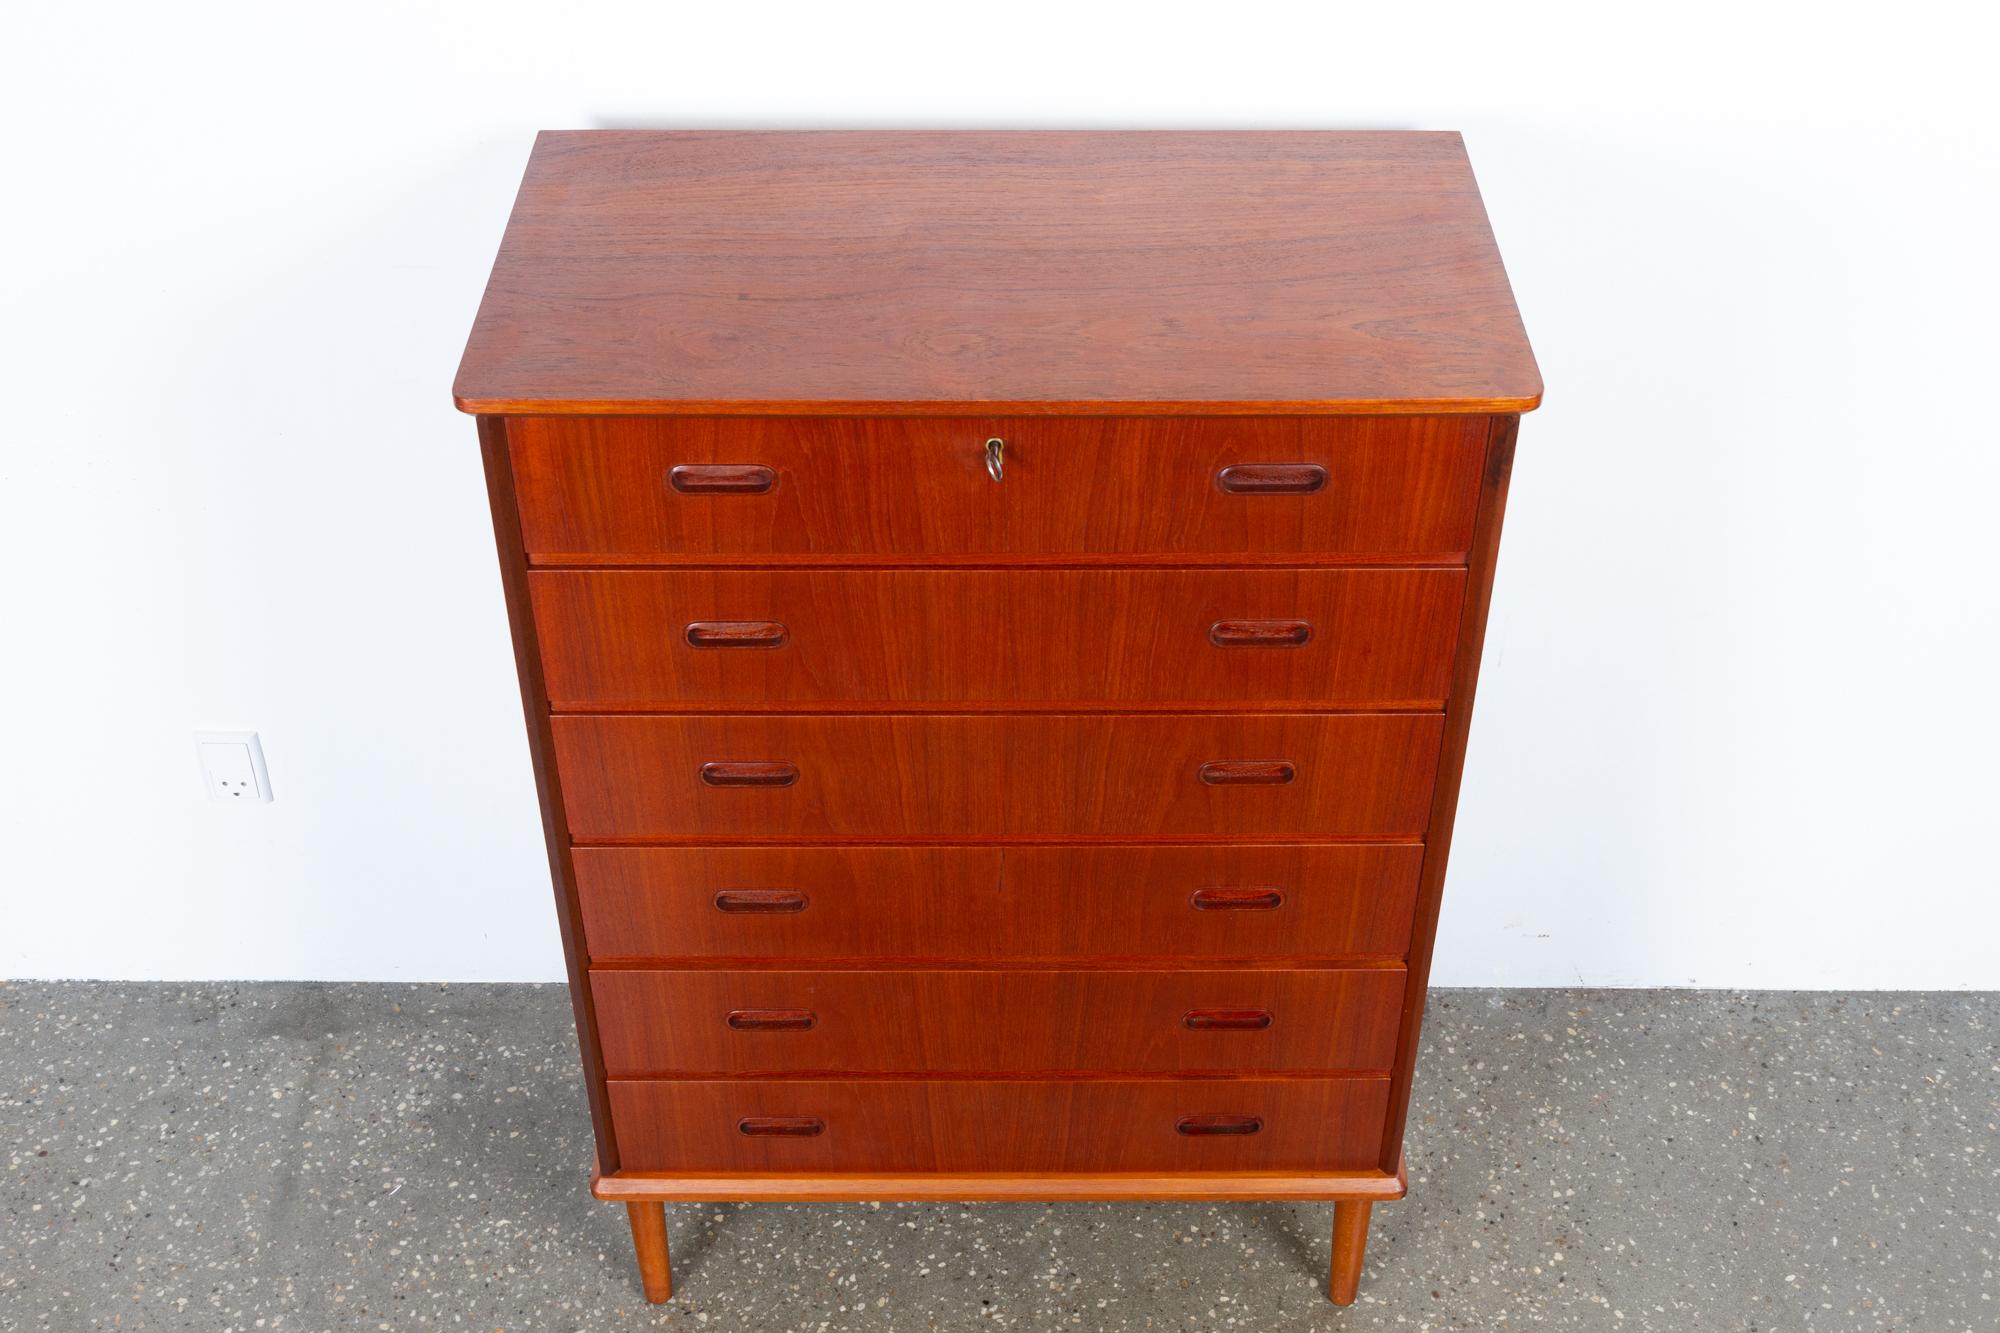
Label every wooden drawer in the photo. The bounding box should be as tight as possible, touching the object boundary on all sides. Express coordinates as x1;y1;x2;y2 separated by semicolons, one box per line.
574;844;1424;961
591;966;1405;1075
507;415;1486;563
531;568;1464;709
553;713;1443;840
606;1076;1392;1173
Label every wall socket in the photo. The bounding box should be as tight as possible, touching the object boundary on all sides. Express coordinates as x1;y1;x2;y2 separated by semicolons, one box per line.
195;731;274;802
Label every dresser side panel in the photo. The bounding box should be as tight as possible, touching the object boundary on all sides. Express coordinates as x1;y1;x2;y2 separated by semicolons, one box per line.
479;415;622;1171
1377;414;1518;1170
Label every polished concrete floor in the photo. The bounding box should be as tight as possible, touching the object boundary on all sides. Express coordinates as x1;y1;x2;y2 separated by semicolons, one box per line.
2;982;1994;1331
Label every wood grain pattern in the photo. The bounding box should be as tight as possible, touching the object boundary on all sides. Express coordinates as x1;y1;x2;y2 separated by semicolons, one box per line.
453;132;1540;415
590;967;1405;1075
624;1202;672;1302
572;844;1424;962
529;568;1464;710
1330;1199;1373;1304
552;713;1444;840
605;1077;1393;1173
506;415;1488;564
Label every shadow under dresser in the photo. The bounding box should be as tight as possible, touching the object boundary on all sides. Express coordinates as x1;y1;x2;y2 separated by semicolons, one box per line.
454;129;1540;1305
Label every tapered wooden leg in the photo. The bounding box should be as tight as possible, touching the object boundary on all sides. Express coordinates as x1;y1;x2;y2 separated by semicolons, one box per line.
1329;1199;1373;1305
625;1201;672;1302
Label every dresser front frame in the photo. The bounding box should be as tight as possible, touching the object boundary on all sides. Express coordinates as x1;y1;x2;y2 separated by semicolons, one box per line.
475;410;1517;1294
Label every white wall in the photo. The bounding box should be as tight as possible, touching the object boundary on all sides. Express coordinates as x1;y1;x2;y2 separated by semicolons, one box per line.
4;1;1995;987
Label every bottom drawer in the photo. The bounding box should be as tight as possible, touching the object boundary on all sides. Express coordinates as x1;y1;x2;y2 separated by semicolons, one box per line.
607;1077;1390;1173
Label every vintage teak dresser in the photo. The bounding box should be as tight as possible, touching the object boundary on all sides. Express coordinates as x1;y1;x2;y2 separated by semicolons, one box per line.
455;130;1539;1305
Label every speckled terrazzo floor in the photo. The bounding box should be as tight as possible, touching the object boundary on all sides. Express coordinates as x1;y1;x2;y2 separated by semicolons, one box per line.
2;985;1994;1332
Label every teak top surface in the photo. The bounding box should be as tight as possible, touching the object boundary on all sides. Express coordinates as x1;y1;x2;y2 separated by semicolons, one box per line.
454;131;1541;416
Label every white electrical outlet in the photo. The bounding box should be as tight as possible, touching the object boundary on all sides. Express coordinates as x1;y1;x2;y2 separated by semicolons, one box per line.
196;731;274;802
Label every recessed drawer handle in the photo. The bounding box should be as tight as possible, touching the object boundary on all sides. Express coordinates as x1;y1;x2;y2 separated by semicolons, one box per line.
1198;760;1296;786
1176;1114;1264;1136
738;1115;825;1137
700;762;799;788
669;464;776;494
685;620;789;649
1209;619;1312;648
1216;463;1327;495
1183;1008;1274;1031
713;889;810;914
727;1008;817;1031
1190;887;1285;911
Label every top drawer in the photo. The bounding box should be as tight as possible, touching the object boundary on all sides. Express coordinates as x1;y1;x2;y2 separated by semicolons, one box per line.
507;415;1489;564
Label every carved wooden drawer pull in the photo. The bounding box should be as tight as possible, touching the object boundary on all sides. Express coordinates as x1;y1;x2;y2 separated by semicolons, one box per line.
685;621;789;648
1198;760;1296;786
1208;619;1312;648
1189;887;1284;911
727;1008;817;1031
700;761;799;788
1176;1114;1264;1136
1183;1009;1274;1031
669;464;776;494
1215;463;1327;495
713;889;809;914
737;1116;825;1137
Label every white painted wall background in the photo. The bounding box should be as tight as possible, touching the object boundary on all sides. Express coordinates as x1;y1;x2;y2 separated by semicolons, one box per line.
3;1;1996;987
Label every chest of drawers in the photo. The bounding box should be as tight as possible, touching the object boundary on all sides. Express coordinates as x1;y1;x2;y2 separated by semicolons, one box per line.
456;130;1539;1306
